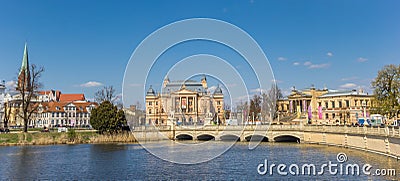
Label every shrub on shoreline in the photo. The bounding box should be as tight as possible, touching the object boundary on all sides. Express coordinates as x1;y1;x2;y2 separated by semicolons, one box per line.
0;131;136;146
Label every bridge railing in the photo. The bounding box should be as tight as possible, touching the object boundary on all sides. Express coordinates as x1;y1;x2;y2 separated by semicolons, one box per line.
303;125;400;137
131;124;400;137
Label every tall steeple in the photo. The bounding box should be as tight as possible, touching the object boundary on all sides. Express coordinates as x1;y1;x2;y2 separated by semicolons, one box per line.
17;42;31;91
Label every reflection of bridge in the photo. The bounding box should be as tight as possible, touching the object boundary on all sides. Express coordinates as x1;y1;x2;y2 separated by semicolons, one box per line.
132;125;400;158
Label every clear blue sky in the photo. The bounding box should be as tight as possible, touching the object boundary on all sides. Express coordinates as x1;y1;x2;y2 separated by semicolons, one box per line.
1;0;399;104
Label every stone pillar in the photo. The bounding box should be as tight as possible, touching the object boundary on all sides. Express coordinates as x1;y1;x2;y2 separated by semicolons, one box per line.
364;136;368;149
385;138;390;154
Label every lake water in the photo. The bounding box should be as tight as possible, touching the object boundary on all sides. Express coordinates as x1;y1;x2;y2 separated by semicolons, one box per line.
0;142;399;180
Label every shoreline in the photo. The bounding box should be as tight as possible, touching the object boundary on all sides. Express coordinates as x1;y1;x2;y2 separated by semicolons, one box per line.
0;132;137;146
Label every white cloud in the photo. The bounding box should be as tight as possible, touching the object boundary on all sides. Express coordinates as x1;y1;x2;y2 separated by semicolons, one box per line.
357;57;368;62
327;52;333;57
308;63;330;69
80;81;103;88
303;61;312;66
341;76;358;81
250;88;268;94
277;57;287;61
281;89;291;97
293;62;300;66
5;80;16;88
340;83;357;89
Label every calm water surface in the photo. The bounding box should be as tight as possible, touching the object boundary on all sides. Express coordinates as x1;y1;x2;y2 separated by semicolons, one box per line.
0;142;399;180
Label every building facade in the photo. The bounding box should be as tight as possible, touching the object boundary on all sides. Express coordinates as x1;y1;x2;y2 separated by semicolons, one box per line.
145;76;224;126
1;43;97;128
31;101;97;128
0;80;6;127
277;86;375;125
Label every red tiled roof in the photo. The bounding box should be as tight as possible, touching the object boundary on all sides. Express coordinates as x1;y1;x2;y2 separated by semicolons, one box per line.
38;90;52;95
37;101;98;113
59;94;85;102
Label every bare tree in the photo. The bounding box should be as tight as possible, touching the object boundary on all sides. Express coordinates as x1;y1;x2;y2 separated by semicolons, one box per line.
261;84;282;123
224;104;231;119
3;102;12;129
94;86;116;104
17;64;44;132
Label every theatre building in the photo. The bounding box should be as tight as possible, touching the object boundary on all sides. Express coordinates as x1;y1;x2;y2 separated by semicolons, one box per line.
145;76;224;126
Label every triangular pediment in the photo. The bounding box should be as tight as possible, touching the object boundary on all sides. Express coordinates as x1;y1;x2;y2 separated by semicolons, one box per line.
173;88;196;95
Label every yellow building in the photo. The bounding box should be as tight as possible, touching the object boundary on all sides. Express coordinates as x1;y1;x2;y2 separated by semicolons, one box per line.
145;76;224;126
277;86;375;125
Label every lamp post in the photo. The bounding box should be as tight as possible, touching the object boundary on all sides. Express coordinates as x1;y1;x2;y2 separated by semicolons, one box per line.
252;112;255;124
362;100;367;120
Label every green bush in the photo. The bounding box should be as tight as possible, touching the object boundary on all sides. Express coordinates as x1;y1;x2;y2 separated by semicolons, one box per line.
67;129;77;142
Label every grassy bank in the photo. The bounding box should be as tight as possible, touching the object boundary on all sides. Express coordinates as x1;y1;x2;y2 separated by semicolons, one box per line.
0;131;136;146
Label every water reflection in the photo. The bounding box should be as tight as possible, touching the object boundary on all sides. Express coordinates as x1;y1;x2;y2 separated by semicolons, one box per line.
0;143;398;180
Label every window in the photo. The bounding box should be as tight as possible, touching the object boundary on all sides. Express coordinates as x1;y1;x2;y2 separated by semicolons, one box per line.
345;100;350;108
155;101;158;106
325;102;328;108
149;109;152;114
338;101;342;108
218;108;220;113
332;113;335;119
325;113;329;119
149;102;152;106
217;101;221;105
331;101;335;108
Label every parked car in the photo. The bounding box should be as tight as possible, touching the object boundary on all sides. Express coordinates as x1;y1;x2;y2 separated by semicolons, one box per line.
0;128;10;133
58;127;68;133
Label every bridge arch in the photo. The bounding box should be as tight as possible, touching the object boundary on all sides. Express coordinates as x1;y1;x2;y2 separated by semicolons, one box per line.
197;134;215;141
176;133;194;140
244;134;269;142
220;134;241;141
273;135;301;143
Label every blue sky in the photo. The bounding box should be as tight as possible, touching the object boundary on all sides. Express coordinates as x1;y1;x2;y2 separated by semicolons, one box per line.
0;0;399;105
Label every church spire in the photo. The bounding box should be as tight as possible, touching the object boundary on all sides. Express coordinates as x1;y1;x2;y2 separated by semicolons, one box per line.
17;42;31;90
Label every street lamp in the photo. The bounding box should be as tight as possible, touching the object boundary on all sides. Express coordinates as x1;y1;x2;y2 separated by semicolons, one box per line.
362;100;367;119
252;112;255;124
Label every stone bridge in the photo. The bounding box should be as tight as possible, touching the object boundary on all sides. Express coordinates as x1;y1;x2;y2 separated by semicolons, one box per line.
132;124;400;159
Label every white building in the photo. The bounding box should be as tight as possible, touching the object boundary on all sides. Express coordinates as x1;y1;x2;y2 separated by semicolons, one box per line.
0;80;5;127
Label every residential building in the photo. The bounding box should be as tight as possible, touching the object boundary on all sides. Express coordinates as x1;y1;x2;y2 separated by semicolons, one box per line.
0;80;6;127
3;43;98;128
31;101;97;128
